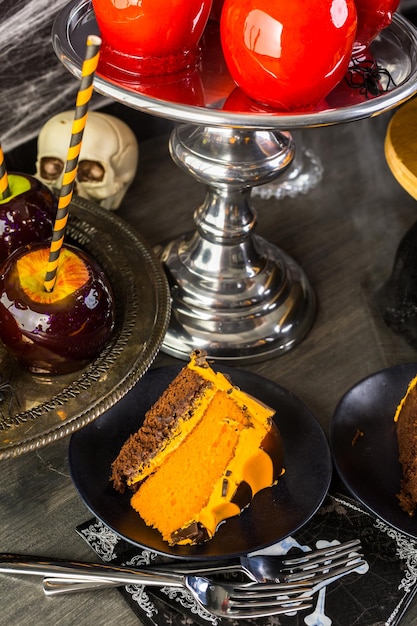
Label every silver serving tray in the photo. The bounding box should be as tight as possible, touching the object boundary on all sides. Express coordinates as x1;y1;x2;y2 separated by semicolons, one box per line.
52;1;417;128
0;195;171;460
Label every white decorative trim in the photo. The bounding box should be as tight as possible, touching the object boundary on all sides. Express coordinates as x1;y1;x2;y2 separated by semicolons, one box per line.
334;495;417;626
78;521;119;562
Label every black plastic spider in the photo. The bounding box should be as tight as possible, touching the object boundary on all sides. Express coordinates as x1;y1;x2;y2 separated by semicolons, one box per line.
345;57;396;98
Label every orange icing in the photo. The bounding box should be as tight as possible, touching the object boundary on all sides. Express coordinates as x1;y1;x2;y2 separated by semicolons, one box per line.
394;376;417;422
130;352;277;545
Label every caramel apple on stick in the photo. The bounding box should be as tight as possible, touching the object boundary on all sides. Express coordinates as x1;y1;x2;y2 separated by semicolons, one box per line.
0;35;115;375
0;142;10;200
0;142;56;264
44;34;102;293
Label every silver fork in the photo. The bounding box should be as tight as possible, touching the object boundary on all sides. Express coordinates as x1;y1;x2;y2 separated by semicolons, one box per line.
0;554;313;619
42;560;368;620
43;554;365;594
45;579;316;619
38;538;364;593
170;576;315;619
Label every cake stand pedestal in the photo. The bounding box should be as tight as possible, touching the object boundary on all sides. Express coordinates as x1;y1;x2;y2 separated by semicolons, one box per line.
157;125;315;360
53;2;417;362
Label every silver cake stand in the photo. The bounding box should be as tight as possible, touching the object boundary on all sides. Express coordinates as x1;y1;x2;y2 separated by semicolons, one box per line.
53;1;417;363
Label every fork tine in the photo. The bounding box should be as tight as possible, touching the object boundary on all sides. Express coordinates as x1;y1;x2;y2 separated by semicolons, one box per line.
231;581;313;600
282;539;362;565
225;601;314;619
232;558;366;598
282;539;362;569
225;583;313;619
282;551;364;582
222;557;367;619
282;539;362;571
233;583;313;597
303;558;367;586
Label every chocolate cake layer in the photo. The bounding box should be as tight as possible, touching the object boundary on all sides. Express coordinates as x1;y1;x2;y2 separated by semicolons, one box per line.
397;387;417;516
111;367;212;492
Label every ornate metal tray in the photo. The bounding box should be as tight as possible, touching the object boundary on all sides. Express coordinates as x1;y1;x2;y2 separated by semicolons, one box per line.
53;1;417;129
0;196;171;460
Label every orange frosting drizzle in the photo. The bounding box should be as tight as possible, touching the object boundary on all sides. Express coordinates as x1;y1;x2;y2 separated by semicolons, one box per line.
131;352;277;545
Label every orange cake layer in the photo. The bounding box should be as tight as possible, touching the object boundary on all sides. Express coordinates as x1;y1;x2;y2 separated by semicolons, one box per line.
395;375;417;516
111;350;283;545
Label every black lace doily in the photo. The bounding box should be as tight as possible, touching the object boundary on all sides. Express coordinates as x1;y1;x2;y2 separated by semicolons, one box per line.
76;494;417;626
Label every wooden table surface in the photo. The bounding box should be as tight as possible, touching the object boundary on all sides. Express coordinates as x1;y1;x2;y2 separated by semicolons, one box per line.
2;109;417;625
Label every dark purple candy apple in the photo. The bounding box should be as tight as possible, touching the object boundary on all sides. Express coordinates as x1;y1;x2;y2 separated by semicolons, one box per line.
0;242;115;374
0;173;57;263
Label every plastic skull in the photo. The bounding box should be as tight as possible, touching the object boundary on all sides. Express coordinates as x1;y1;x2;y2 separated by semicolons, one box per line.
36;110;138;210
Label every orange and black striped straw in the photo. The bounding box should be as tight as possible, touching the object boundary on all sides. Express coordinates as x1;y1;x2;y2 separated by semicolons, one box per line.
44;34;101;292
0;142;10;200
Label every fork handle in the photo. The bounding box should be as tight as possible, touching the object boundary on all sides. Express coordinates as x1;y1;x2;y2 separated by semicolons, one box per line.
41;561;244;596
41;559;247;596
0;553;185;588
42;557;367;597
44;577;120;595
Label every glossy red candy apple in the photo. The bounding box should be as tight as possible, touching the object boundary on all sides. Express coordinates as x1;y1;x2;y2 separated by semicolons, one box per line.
353;0;399;55
210;0;225;21
92;0;212;77
0;242;115;375
199;21;236;105
224;86;327;114
220;0;358;111
116;67;205;107
0;173;57;264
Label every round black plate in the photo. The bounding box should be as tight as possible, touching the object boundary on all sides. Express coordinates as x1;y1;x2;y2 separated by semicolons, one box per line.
69;365;331;559
330;363;417;539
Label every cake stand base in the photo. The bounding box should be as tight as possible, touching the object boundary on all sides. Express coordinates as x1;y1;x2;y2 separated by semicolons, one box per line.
157;124;316;362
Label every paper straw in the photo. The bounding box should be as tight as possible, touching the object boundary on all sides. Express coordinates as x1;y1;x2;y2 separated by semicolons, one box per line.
44;34;101;293
0;142;10;200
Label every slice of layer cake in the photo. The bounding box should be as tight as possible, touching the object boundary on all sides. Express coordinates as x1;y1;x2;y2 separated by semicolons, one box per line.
111;350;283;545
395;375;417;516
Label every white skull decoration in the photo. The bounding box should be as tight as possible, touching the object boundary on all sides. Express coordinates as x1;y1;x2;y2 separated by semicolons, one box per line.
36;110;139;210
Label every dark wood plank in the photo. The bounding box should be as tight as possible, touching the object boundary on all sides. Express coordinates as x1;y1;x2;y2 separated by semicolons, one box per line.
2;110;417;625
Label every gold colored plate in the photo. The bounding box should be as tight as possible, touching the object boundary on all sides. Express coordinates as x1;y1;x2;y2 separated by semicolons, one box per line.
385;96;417;200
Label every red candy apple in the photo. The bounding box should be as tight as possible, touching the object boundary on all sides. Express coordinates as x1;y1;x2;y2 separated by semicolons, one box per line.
353;0;399;55
220;0;357;111
224;86;327;114
0;173;57;264
0;242;115;375
210;0;225;21
118;68;205;107
199;21;236;105
92;0;212;77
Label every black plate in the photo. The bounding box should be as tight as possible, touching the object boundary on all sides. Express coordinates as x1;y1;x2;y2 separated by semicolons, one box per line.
330;363;417;539
69;365;331;559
